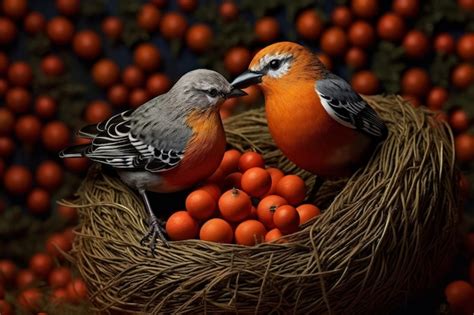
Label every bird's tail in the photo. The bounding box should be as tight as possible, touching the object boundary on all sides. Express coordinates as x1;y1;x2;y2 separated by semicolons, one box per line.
59;144;90;158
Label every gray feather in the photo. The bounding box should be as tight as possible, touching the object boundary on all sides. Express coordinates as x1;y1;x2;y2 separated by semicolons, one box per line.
59;69;233;173
316;74;387;139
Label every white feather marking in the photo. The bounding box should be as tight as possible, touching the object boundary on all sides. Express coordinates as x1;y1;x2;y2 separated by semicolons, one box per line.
316;90;356;129
250;52;293;78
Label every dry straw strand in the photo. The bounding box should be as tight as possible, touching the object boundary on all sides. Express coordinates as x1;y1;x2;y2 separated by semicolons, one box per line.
65;95;458;315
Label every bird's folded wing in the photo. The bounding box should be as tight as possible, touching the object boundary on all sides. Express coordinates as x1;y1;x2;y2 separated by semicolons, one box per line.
315;74;387;139
83;110;184;172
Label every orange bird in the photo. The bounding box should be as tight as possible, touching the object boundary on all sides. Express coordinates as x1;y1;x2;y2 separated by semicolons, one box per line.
231;42;387;178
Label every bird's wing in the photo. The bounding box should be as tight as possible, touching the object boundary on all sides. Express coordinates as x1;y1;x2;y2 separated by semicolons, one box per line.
315;74;387;139
83;110;185;172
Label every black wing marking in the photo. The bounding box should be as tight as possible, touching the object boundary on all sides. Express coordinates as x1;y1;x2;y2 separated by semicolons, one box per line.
316;74;387;139
74;110;185;172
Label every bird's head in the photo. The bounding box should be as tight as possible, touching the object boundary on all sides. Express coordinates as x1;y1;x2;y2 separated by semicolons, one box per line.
172;69;246;110
231;42;327;94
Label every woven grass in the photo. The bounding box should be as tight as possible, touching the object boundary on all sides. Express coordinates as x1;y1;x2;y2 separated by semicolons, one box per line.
65;95;459;314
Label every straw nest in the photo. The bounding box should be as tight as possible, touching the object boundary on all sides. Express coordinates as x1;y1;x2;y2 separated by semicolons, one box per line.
65;95;459;314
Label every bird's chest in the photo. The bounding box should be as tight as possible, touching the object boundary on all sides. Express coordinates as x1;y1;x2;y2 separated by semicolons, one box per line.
264;85;368;177
265;86;330;149
160;110;226;190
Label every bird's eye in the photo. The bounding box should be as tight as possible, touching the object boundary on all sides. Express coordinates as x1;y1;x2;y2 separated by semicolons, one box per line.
269;59;281;70
208;88;219;97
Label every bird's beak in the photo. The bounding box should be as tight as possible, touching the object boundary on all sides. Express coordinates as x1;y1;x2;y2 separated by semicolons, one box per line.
230;70;264;89
226;87;248;98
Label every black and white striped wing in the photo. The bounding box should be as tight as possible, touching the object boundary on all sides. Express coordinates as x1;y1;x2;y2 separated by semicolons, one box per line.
83;111;184;172
315;75;387;139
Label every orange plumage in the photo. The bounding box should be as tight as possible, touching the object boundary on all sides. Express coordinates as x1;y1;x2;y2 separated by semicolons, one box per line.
161;109;226;190
232;42;386;178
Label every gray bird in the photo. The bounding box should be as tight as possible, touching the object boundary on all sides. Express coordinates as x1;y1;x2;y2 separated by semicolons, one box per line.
60;69;246;254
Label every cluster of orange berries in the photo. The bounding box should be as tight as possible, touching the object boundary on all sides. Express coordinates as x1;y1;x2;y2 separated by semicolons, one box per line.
0;212;88;314
165;150;321;246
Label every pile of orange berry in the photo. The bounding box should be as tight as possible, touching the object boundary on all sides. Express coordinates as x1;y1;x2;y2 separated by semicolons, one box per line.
0;213;88;314
165;150;321;246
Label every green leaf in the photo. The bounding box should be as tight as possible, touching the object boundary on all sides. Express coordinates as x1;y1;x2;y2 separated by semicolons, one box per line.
81;0;106;18
370;42;405;94
430;53;458;88
122;21;150;48
446;86;474;115
26;34;51;57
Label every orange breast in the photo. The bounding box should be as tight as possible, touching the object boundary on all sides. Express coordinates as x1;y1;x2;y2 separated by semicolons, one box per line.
161;109;226;189
264;81;371;178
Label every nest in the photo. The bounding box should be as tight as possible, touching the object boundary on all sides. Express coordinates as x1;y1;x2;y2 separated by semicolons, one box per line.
66;95;459;314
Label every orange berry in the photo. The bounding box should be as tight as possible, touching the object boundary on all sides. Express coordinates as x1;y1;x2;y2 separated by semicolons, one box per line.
377;13;405;42
351;0;378;18
186;23;213;53
345;47;367;69
185;189;216;220
46;233;71;258
401;68;431;97
275;175;306;205
199;218;233;243
198;183;221;201
16;269;37;289
452;63;473;89
351;70;380;95
234;220;266;246
265;228;283;243
392;0;419;18
348;20;375;48
403;30;429;59
321;27;348;57
434;32;455;54
331;6;352;28
160;12;188;39
17;288;41;311
134;43;161;72
241;167;271;197
27;188;51;215
427;87;448;111
223;172;242;190
219;149;241;175
218;188;252;222
297;9;323;40
238;151;265;172
445;280;474;314
455;134;474;162
166;211;199;241
273;205;300;234
257;195;287;229
219;1;238;22
224;47;251;75
48;267;72;289
92;59;120;88
255;17;279;43
296;204;321;224
457;33;474;61
450;109;470;132
66;278;88;303
101;16;123;40
137;3;161;32
29;253;53;278
265;167;284;196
